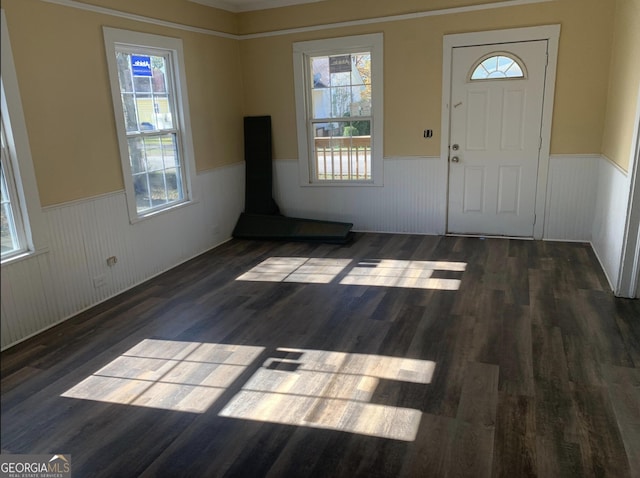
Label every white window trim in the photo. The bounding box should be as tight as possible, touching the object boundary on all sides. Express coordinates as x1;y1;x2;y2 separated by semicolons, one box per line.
1;9;47;265
1;119;27;257
293;33;384;187
103;27;198;223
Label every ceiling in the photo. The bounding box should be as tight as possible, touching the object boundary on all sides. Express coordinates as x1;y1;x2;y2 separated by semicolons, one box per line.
189;0;326;13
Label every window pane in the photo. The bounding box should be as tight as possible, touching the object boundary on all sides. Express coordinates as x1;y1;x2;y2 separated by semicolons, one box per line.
334;121;353;137
331;86;352;118
164;167;183;202
152;95;173;129
348;119;371;137
148;171;168;207
311;87;331;119
310;53;372;121
121;93;139;132
143;136;163;172
1;167;19;255
116;52;134;92
117;51;175;133
471;54;524;80
128;137;147;174
353;53;371;85
311;57;330;89
135;95;155;131
504;61;524;77
161;135;179;168
133;76;151;93
133;173;151;212
312;120;371;181
127;133;182;214
350;86;370;117
152;62;167;93
330;70;351;87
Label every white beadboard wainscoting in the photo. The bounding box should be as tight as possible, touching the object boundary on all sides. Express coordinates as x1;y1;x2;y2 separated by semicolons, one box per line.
273;157;448;234
275;154;631;290
2;154;633;349
0;163;245;350
591;156;631;290
544;154;631;291
274;155;605;241
543;155;600;241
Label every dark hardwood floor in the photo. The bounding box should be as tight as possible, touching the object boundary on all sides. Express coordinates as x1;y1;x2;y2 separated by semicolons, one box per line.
1;234;639;477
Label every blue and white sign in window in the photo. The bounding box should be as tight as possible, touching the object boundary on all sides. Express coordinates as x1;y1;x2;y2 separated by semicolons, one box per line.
131;55;152;77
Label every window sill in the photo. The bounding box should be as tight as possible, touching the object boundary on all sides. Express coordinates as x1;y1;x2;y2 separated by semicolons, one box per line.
129;198;199;225
1;247;50;267
301;179;383;188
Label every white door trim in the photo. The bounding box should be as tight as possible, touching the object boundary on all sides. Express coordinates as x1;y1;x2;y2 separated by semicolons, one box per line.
616;84;640;298
441;25;560;239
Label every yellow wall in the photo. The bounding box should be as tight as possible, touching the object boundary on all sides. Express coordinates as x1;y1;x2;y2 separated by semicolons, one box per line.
73;0;238;34
2;0;244;206
240;0;616;160
2;0;632;205
601;0;640;172
237;0;516;35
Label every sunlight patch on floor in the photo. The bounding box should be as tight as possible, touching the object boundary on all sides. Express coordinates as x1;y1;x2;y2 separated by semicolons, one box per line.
236;257;466;290
61;340;264;413
61;341;435;441
340;259;465;290
219;348;436;442
236;257;351;284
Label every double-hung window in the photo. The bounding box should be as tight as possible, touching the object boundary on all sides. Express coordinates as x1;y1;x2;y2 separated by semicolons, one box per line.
103;28;196;222
1;9;45;263
293;34;384;186
1;118;27;259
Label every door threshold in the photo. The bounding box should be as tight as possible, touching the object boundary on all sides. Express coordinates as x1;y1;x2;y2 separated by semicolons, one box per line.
446;233;534;240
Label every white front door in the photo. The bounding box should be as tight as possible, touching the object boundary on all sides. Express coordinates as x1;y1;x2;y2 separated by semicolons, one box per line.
447;40;548;237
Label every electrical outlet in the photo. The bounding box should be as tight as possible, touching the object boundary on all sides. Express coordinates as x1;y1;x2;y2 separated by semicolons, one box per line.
106;256;118;267
93;275;106;288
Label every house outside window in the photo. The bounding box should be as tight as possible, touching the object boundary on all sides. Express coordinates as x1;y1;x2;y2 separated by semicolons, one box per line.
103;27;197;222
293;34;384;186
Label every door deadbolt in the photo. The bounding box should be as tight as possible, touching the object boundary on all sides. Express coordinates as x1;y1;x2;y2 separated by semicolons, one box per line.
451;144;459;151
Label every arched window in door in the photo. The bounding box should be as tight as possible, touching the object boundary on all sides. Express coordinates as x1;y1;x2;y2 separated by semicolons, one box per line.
469;53;526;80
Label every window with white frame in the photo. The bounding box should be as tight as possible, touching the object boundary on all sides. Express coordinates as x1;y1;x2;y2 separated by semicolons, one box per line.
293;34;383;186
103;28;197;222
1;118;27;259
469;53;526;80
1;7;45;263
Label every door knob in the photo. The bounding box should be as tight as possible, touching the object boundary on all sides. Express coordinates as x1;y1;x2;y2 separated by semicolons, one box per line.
451;156;460;163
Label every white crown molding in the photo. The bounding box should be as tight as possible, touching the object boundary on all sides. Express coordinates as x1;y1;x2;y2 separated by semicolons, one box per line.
189;0;325;13
39;0;239;39
241;0;554;39
38;0;553;40
189;0;239;12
